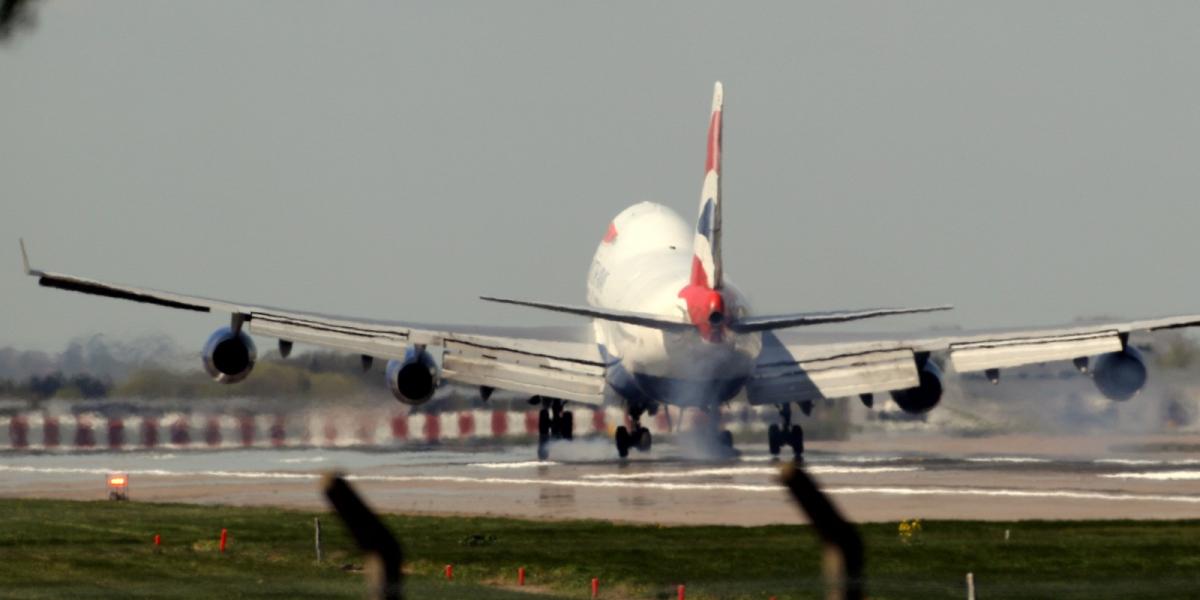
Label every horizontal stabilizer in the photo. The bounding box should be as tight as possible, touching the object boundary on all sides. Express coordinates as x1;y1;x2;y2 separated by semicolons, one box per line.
480;296;694;332
729;305;953;333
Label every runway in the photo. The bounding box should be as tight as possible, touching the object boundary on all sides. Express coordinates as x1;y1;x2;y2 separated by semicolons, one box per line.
1;433;1198;524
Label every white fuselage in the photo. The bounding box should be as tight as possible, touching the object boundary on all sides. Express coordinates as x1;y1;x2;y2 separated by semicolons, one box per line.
587;202;761;408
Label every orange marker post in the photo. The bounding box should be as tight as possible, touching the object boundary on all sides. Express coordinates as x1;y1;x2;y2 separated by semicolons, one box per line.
153;534;161;547
518;567;526;586
219;528;228;553
591;577;599;598
677;584;686;599
444;564;453;580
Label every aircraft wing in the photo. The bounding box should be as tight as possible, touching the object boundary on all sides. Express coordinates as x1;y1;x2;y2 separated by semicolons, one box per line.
748;315;1200;405
21;243;609;405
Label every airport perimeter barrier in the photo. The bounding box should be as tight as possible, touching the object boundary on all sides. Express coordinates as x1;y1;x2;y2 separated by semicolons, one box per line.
0;406;771;452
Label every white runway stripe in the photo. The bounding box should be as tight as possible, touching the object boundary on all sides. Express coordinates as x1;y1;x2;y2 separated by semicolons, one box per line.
1095;458;1200;466
964;457;1051;464
278;456;329;464
1100;470;1200;481
581;465;918;480
467;461;559;469
825;486;1200;504
3;464;1198;504
0;465;317;480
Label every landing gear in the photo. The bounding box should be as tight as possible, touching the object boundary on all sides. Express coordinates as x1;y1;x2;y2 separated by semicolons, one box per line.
560;410;574;441
768;402;804;461
537;407;551;460
787;424;804;460
636;427;652;452
615;426;651;457
535;398;573;460
719;429;734;450
616;426;631;458
615;404;653;459
768;424;782;456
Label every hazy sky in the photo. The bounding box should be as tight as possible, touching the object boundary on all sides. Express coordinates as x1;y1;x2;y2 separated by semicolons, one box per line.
3;2;1200;352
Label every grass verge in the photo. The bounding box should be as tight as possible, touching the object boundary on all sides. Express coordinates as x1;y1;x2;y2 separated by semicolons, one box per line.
0;498;1196;599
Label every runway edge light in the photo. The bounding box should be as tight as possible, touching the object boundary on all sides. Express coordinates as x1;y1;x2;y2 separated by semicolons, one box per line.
106;472;128;501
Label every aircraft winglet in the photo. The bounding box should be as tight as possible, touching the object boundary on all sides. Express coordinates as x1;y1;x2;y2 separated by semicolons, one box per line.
19;238;34;276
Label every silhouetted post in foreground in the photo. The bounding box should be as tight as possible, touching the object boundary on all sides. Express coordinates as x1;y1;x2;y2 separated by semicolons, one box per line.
323;473;404;600
779;463;864;600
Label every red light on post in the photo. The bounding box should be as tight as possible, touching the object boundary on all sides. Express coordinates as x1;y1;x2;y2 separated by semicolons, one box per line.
107;472;129;501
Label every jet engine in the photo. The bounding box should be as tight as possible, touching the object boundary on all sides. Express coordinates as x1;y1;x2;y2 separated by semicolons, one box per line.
1092;346;1147;401
890;358;943;414
386;347;440;405
202;326;257;384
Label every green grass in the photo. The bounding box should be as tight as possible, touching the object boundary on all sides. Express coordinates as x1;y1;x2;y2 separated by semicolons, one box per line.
0;499;1197;599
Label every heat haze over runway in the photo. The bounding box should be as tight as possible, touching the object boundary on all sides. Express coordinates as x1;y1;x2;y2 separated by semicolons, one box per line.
1;434;1198;524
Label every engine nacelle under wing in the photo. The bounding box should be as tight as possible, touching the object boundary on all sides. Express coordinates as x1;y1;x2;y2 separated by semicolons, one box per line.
202;326;257;384
386;347;440;405
1092;346;1147;401
890;358;943;414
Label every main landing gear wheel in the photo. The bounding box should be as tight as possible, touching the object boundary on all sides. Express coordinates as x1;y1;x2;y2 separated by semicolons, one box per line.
535;398;573;460
615;426;632;458
537;408;552;460
561;410;574;441
719;429;734;450
767;424;782;457
768;402;803;460
788;424;805;462
635;427;652;452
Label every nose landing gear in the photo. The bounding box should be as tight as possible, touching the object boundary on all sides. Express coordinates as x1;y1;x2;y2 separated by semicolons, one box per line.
536;397;574;460
768;402;804;461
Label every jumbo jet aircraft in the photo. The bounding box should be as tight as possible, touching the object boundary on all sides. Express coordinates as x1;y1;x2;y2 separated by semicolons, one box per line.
21;83;1200;460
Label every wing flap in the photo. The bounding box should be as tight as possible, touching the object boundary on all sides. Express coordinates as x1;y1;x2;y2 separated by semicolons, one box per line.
443;336;607;405
748;346;919;406
949;330;1123;373
249;312;412;361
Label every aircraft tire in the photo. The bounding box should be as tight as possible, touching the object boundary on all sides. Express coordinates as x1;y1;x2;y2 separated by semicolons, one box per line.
615;426;631;458
636;427;652;452
788;424;805;459
561;411;574;441
768;424;782;456
719;429;734;449
538;408;552;438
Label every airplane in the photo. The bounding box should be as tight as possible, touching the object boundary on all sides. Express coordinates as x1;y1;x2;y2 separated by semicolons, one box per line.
21;82;1200;461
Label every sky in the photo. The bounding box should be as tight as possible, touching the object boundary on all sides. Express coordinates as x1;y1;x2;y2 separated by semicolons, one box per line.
2;1;1200;352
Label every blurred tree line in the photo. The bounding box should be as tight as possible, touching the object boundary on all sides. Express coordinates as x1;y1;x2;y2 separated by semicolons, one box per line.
2;330;1199;402
0;335;385;401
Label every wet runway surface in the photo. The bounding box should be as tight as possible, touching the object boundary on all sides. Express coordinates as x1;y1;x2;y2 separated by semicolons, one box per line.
2;434;1199;524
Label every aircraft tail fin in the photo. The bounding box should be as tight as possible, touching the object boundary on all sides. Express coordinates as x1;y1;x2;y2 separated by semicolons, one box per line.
691;82;724;290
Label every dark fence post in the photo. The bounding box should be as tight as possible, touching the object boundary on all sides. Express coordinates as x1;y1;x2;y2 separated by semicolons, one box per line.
779;463;864;600
322;473;404;600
